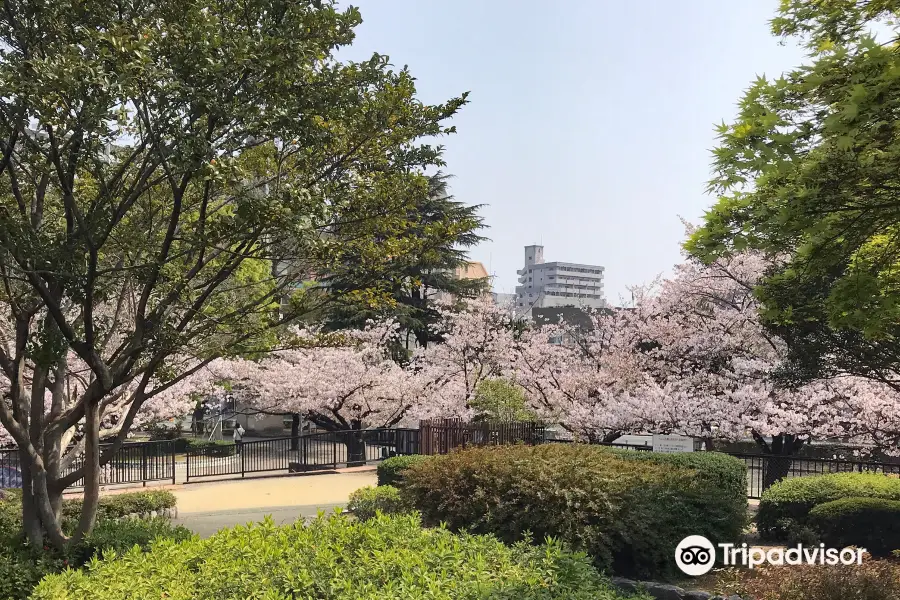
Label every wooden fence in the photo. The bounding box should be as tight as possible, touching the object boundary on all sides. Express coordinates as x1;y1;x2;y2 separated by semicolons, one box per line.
419;419;545;455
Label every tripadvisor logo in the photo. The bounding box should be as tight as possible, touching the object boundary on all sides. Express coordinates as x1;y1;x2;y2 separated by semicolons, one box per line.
675;536;866;576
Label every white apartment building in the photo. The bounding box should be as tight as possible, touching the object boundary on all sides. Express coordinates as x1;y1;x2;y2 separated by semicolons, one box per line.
514;245;606;317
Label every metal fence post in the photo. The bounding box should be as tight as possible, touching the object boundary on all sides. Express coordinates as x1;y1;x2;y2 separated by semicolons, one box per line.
241;443;245;478
141;443;147;487
171;441;176;485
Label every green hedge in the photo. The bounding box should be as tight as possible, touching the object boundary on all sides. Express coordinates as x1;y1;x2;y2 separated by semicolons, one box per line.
376;454;431;486
400;444;747;579
62;489;177;523
33;514;650;600
183;438;236;457
0;517;190;600
346;485;410;521
757;473;900;540
808;497;900;556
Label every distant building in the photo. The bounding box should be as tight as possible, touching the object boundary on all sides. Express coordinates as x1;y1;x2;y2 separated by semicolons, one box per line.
492;292;516;306
532;306;602;346
531;306;597;331
432;261;490;305
514;245;606;318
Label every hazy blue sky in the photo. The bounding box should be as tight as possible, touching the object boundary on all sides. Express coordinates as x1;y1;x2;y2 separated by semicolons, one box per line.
341;1;807;304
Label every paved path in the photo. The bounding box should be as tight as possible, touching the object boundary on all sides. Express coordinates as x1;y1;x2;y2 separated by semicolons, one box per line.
173;503;347;538
171;470;377;537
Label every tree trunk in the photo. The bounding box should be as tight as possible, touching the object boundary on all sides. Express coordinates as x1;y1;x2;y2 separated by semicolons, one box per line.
19;456;42;546
72;400;101;544
345;428;367;466
601;431;622;444
290;414;300;451
756;433;802;490
44;425;64;522
30;464;67;549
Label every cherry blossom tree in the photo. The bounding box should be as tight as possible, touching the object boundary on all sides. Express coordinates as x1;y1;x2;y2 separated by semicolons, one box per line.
511;311;653;443
207;321;426;463
204;298;523;461
508;244;900;469
409;297;520;419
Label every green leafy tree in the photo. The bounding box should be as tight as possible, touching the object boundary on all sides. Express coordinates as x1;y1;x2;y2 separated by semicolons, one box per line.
323;171;487;354
687;0;900;388
470;378;537;422
0;0;466;549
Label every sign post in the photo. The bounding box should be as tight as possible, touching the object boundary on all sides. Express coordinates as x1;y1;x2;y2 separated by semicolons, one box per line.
651;434;694;453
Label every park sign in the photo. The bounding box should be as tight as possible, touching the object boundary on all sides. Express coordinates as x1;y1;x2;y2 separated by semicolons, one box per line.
651;434;694;453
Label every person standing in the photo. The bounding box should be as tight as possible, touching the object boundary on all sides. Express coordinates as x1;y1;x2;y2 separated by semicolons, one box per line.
233;421;246;454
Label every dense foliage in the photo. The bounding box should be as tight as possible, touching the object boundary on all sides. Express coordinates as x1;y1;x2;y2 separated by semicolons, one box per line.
687;0;900;392
323;171;487;351
400;444;746;578
346;485;409;521
808;497;900;556
470;378;537;422
0;490;187;600
376;455;432;487
33;513;650;600
0;0;468;548
757;472;900;540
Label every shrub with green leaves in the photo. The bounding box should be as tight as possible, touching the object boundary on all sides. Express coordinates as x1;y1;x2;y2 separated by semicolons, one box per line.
0;543;66;600
72;517;193;564
347;485;410;521
758;473;900;540
376;454;432;487
808;497;900;556
61;489;177;523
0;515;190;600
33;514;649;600
185;438;236;457
0;488;21;542
400;444;747;579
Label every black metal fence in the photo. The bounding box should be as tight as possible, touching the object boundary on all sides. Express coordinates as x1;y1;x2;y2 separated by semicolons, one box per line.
733;453;900;499
7;429;900;499
185;428;420;482
0;440;176;490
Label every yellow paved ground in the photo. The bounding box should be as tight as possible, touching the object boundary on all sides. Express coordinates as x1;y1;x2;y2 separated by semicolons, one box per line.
173;471;377;514
163;470;380;537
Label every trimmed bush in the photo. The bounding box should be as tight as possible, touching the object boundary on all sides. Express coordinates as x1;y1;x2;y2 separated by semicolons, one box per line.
61;489;177;523
346;485;410;521
376;454;431;486
400;444;747;579
607;448;748;532
758;472;900;540
808;497;900;556
33;514;650;600
185;438;235;457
